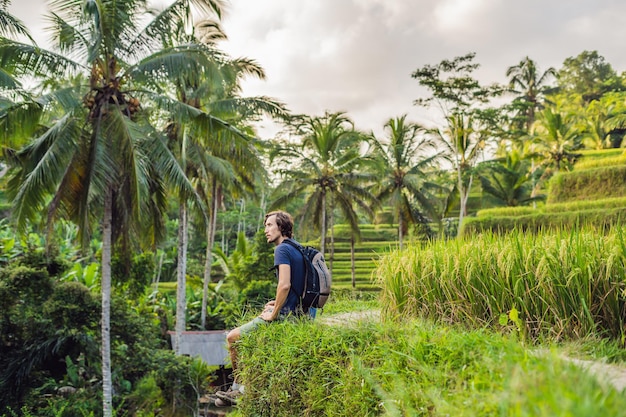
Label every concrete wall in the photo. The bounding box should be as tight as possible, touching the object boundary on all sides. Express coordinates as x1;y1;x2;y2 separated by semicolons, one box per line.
169;331;229;366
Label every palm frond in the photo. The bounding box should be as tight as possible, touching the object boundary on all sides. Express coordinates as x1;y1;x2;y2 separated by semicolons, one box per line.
0;38;80;79
127;44;223;87
0;5;35;42
0;97;44;144
8;113;81;232
128;0;191;57
46;11;90;62
209;96;287;120
143;126;207;222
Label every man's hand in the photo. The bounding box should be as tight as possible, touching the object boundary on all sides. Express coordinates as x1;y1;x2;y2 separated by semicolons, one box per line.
260;309;275;322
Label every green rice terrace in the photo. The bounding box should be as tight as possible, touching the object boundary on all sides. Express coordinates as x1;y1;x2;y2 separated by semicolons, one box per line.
316;223;399;293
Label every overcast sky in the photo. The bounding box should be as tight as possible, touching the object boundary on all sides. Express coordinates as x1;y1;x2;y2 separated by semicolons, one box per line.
8;0;626;139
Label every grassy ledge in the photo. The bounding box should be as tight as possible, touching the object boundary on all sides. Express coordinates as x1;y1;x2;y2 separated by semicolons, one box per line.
231;316;626;417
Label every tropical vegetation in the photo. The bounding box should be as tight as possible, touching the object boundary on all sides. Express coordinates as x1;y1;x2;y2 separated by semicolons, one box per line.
3;0;626;415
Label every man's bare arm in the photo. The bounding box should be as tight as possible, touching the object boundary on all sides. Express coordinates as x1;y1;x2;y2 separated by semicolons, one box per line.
260;264;291;321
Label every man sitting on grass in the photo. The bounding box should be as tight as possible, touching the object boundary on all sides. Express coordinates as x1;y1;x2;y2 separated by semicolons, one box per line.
214;210;308;407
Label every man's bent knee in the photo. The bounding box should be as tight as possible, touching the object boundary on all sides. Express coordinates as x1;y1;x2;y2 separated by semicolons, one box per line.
226;328;241;346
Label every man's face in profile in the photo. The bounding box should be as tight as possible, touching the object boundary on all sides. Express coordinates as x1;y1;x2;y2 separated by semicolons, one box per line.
264;214;283;245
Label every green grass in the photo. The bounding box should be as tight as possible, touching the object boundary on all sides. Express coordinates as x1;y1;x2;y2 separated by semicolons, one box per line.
231;314;626;416
319;290;380;315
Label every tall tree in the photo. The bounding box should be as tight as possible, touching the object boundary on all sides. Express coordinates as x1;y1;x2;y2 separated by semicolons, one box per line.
412;53;502;234
271;111;375;264
429;112;489;233
506;56;556;133
368;115;441;249
2;0;225;414
557;50;623;103
180;60;285;329
532;107;582;174
478;149;544;207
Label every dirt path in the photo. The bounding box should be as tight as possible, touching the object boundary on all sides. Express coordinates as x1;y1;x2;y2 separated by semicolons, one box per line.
562;357;626;392
321;309;626;393
319;309;381;326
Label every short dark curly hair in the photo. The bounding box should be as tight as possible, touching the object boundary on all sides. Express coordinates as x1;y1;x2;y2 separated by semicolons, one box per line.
264;210;294;238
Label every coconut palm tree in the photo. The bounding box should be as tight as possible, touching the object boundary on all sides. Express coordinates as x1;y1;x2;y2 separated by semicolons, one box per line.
368;115;441;249
155;8;285;340
2;0;227;414
478;149;544;207
429;112;487;235
532;107;583;173
271;111;376;267
167;46;285;332
506;57;556;133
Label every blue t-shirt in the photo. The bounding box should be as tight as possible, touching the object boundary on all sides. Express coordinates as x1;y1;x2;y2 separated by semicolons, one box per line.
274;239;306;315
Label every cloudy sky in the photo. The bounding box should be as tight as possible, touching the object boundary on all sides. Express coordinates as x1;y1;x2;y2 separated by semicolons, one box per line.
8;0;626;139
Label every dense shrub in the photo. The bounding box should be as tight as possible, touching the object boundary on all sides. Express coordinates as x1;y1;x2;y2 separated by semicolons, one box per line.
43;282;99;329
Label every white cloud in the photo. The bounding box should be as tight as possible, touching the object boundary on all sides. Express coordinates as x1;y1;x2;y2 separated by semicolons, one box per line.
8;0;626;139
433;0;490;32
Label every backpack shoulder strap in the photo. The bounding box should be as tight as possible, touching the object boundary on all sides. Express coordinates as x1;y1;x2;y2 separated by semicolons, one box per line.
279;238;309;310
281;238;302;251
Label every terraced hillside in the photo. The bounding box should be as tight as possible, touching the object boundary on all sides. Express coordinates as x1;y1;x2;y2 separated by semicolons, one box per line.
320;223;399;293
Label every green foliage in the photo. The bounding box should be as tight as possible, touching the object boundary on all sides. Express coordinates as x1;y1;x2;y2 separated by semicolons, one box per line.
377;228;626;342
0;224;211;416
124;375;165;417
238;229;275;287
59;262;100;290
42;282;99;330
477;151;543;207
111;251;156;299
236;318;626;416
142;350;215;415
241;280;276;310
183;283;242;330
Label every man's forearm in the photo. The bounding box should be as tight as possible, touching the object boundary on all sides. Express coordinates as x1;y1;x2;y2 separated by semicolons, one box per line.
269;286;289;320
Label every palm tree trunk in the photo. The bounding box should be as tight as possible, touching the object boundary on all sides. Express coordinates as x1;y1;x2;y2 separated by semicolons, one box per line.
101;186;113;417
457;166;466;237
350;235;356;288
398;206;404;250
257;190;266;230
201;179;219;329
175;201;188;354
329;197;334;273
321;192;327;255
237;198;245;235
458;173;473;237
154;250;164;291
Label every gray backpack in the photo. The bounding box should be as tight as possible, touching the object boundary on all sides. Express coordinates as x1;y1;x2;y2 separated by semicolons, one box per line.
283;239;331;309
